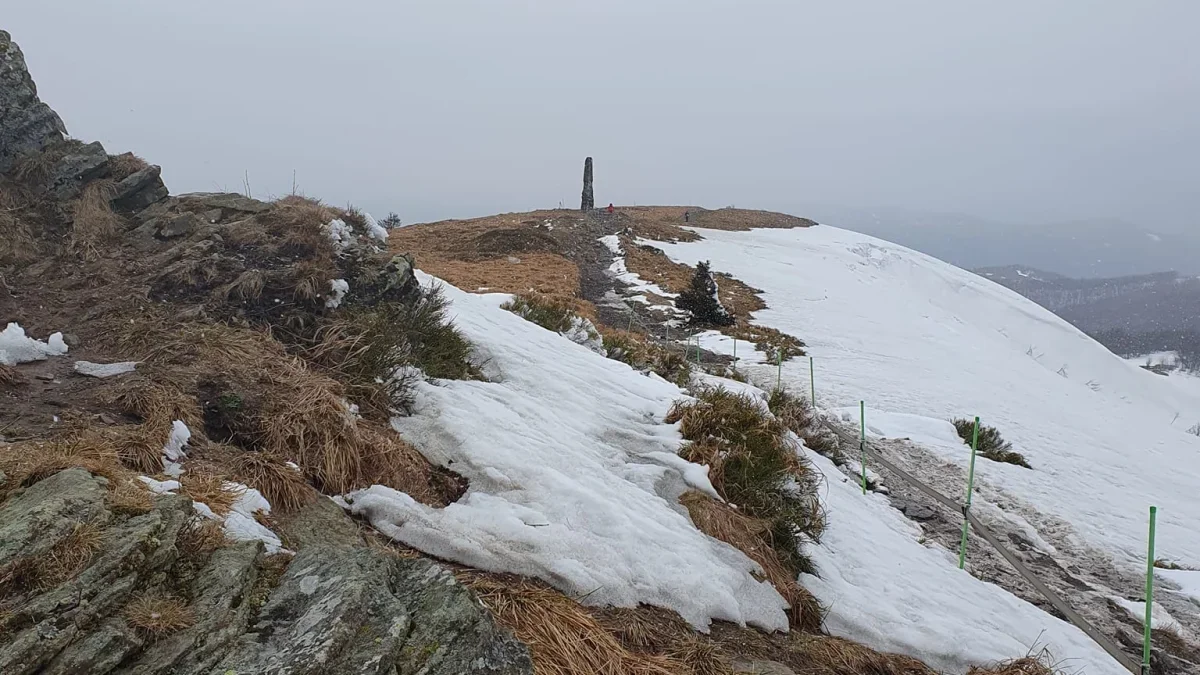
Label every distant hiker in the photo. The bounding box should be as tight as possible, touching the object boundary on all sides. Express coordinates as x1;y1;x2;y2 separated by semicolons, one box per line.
607;203;614;214
684;211;690;223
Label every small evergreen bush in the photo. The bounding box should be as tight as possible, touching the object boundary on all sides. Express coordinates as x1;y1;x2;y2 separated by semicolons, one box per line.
951;418;1030;468
676;261;735;327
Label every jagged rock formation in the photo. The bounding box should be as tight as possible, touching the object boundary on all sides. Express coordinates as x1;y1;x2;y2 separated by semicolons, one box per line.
0;469;533;674
0;30;66;173
0;29;166;207
581;156;594;211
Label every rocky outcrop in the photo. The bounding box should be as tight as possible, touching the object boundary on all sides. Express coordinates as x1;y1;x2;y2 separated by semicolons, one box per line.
0;469;532;674
0;30;167;208
0;30;66;173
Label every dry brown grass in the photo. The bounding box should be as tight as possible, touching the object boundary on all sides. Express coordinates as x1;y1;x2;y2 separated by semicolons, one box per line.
665;636;732;675
114;321;456;505
417;252;584;303
681;492;823;633
786;634;935;675
125;594;194;636
462;572;685;675
177;517;228;558
179;470;237;516
391;209;585;303
107;152;150;182
68;179;121;260
966;653;1056;675
107;477;155;515
0;435;129;494
261;195;338;259
41;520;105;586
0;209;37;266
229;452;314;512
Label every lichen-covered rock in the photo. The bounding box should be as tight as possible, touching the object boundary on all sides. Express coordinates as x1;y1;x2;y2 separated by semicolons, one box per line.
0;29;67;173
0;470;533;675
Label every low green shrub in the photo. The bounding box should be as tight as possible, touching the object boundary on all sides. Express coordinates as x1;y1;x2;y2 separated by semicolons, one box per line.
951;418;1030;468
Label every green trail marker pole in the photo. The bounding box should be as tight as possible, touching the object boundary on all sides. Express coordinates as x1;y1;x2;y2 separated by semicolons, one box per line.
859;401;867;495
732;338;738;373
1144;505;1158;675
957;416;981;569
627;310;634;332
696;338;702;366
776;350;783;390
810;356;816;407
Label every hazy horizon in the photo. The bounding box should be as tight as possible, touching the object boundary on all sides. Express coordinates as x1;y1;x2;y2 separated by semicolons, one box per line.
6;2;1198;234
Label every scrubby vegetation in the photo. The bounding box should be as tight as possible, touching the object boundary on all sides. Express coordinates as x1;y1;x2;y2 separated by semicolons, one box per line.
732;324;806;362
951;418;1031;468
667;386;826;630
676;262;735;327
601;328;694;386
502;294;593;336
767;388;841;460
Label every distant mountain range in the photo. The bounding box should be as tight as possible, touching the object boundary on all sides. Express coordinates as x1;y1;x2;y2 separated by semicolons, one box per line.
976;265;1200;369
797;205;1200;278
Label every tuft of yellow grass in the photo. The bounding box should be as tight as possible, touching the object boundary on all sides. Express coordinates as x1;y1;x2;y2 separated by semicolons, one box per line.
179;470;238;516
125;594;194;636
107;152;149;182
68;179;122;260
177;517;228;558
680;492;823;633
463;573;686;675
229;452;314;512
41;520;105;586
107;477;155;515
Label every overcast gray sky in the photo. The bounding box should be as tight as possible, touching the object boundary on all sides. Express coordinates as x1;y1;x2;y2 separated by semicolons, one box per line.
5;1;1198;230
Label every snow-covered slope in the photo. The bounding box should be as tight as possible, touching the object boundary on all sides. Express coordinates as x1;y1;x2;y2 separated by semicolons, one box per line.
655;225;1200;571
344;274;789;632
341;268;1139;675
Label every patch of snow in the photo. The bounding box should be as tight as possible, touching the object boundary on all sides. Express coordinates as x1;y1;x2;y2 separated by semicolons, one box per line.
0;323;68;366
162;420;190;462
641;451;723;501
326;218;354;252
343;273;789;632
138;476;180;494
1110;597;1185;633
326;278;349;309
74;360;138;378
193;482;283;554
599;234;622;254
801;447;1128;675
362;211;389;242
1159;568;1200;607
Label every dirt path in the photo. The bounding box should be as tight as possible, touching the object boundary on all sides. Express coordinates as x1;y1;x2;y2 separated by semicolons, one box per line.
822;418;1200;674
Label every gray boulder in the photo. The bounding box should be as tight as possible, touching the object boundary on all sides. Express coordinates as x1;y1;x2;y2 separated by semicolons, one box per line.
0;30;67;173
111;164;169;211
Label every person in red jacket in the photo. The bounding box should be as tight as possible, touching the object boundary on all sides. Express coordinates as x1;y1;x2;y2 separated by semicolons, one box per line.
607;203;614;214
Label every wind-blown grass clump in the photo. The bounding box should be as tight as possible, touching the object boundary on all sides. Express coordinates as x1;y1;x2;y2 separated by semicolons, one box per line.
601;328;692;387
668;387;826;630
501;294;579;334
309;284;475;415
767;388;841;460
951;418;1030;468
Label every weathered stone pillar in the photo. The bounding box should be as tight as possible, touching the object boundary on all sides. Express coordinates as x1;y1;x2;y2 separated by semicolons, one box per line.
581;157;594;211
